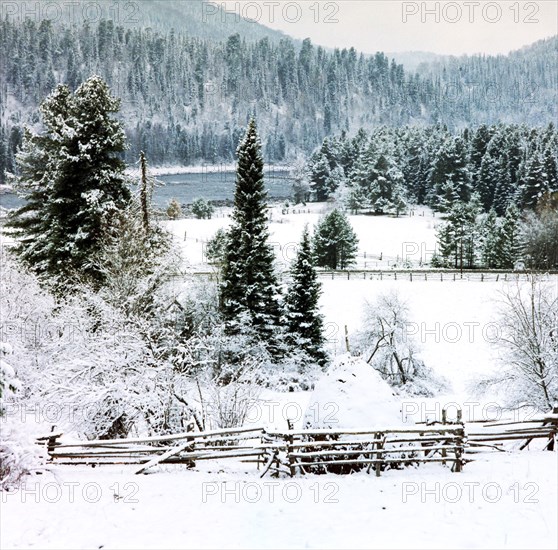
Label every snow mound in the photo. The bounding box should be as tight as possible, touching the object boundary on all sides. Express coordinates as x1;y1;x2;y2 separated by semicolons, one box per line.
303;354;403;430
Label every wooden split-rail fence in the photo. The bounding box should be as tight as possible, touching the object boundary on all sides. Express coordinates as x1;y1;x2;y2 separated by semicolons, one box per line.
37;409;557;477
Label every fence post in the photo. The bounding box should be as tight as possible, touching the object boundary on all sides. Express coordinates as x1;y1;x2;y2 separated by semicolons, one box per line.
547;406;558;451
441;409;447;466
287;419;296;478
47;429;59;462
374;432;383;477
455;409;464;472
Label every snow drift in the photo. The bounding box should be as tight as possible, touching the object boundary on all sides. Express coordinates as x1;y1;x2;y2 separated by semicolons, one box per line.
303;354;403;430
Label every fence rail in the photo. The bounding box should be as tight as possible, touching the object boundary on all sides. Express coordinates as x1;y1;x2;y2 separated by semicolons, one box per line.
185;269;558;283
38;409;557;476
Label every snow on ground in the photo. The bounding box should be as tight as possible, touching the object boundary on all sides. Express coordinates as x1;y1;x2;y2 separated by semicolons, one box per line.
320;278;502;396
303;355;404;429
166;203;440;269
2;204;556;549
1;451;556;550
166;205;555;422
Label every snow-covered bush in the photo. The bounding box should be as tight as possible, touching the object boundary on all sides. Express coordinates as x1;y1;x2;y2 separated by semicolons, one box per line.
476;276;558;412
205;228;228;265
1;250;182;439
354;291;449;396
167;198;182;219
190;197;214;219
0;342;42;490
0;421;42;491
0;343;20;401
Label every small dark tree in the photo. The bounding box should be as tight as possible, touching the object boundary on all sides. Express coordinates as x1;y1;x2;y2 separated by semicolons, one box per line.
206;228;228;265
284;226;327;365
191;197;215;219
313;209;359;270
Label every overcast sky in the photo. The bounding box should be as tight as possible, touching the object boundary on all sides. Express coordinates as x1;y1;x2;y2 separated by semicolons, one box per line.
220;1;558;55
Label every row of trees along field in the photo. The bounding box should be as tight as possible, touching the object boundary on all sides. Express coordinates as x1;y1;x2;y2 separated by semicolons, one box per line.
305;124;558;270
0;16;556;181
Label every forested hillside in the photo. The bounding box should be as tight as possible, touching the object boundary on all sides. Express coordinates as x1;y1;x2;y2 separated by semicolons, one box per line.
1;0;292;41
0;10;556;181
308;122;556;210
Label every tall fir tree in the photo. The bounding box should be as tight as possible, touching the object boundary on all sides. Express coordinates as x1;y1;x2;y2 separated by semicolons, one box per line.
479;209;500;268
7;76;130;283
284;226;327;366
427;136;470;209
219;118;282;349
519;151;548;210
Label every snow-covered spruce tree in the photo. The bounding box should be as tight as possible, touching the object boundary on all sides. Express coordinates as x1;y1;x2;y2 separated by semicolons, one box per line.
191;197;214;219
519;150;548;210
219;118;282;351
354;150;408;215
313;209;359;270
495;204;523;269
284;225;327;366
427;136;471;211
479;209;500;269
7;76;130;284
307;138;340;201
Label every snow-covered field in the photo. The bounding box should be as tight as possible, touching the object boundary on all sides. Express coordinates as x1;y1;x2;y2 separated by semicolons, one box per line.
166;202;439;269
167;204;553;413
2;452;556;550
2;204;556;550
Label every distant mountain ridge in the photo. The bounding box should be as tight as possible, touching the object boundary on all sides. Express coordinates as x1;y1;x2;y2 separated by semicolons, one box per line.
0;5;555;179
2;0;293;42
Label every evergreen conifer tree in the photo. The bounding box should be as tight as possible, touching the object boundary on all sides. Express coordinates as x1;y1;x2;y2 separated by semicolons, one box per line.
496;204;523;269
313;209;359;270
284;226;327;365
7;76;130;283
520;151;547;210
479;209;500;268
219;118;282;348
